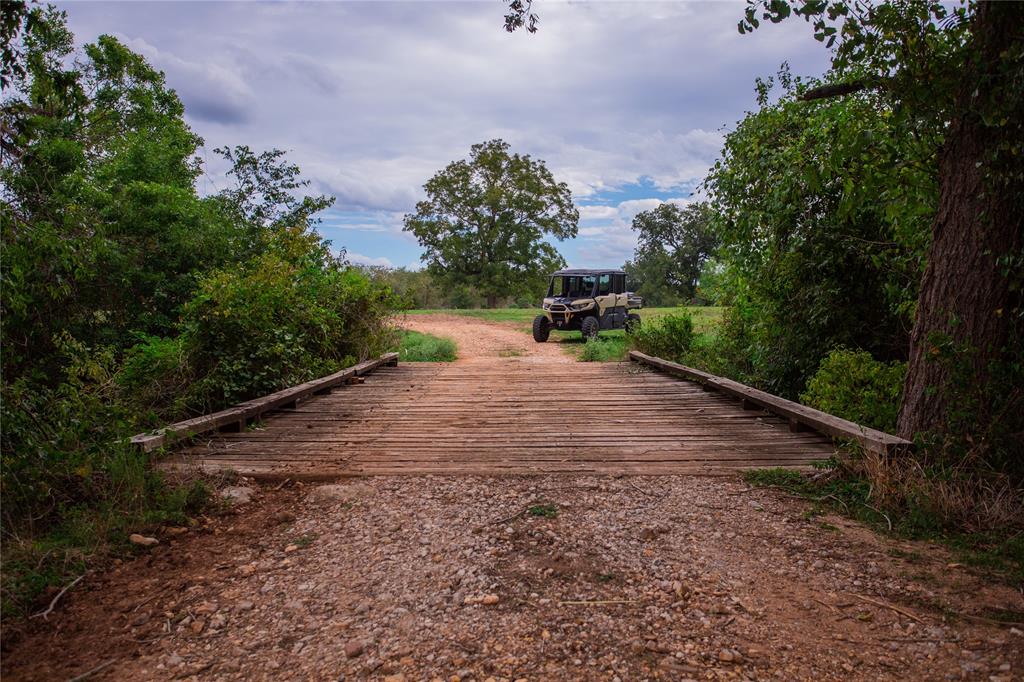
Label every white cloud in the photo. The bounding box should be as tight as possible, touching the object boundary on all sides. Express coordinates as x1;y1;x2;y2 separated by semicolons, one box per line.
574;195;695;264
318;210;406;233
119;35;254;125
346;252;394;268
577;205;619;221
60;0;830;264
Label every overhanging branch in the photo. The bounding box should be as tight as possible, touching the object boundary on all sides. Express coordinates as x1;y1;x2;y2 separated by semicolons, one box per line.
799;80;871;102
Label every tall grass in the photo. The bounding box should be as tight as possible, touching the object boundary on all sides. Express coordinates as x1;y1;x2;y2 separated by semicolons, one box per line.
0;443;211;620
743;460;1024;582
398;330;458;362
578;337;628;362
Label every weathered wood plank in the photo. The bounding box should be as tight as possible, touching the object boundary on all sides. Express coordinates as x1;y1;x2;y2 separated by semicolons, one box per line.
628;351;913;455
160;355;840;476
131;352;398;452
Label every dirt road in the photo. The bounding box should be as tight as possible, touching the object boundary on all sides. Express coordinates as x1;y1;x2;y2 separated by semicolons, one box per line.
400;312;574;362
3;315;1021;681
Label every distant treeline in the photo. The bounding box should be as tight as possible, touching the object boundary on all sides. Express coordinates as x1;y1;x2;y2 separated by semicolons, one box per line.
356;266;551;310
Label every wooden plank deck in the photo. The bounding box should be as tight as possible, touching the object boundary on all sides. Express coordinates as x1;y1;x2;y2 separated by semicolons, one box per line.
164;359;837;477
629;351;913;455
132;353;398;452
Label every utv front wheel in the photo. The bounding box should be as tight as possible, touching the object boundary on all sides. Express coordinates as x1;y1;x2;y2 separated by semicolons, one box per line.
532;315;551;342
581;316;600;340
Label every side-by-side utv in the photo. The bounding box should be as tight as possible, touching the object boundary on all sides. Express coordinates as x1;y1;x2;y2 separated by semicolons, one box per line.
533;268;642;342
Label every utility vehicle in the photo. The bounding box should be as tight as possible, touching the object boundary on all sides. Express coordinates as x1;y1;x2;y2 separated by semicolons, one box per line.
533;268;642;342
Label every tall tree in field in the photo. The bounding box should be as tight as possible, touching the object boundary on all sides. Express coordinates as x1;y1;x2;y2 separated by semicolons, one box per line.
627;202;719;303
403;139;578;308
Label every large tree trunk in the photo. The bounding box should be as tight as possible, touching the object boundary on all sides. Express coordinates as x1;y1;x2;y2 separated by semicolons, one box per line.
897;2;1024;440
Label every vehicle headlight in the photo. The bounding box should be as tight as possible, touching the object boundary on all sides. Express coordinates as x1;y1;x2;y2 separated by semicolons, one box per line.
571;302;592;310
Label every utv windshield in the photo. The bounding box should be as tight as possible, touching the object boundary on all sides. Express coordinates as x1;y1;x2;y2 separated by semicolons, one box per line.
548;275;596;298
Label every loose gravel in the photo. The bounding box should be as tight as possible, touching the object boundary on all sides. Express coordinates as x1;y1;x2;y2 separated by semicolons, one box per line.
3;475;1021;681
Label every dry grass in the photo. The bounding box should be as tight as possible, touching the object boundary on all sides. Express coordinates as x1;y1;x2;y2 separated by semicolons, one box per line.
847;449;1024;532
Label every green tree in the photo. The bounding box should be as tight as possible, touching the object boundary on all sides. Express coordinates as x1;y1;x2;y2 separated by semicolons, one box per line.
1;1;44;89
625;202;719;304
0;7;399;552
702;68;934;397
403;139;578;308
213;145;335;231
736;0;1023;447
1;9;214;371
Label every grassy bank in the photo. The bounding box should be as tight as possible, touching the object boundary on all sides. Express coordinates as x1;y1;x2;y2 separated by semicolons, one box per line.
397;330;458;362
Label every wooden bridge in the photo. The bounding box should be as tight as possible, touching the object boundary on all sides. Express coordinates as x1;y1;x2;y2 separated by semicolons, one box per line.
145;350;912;479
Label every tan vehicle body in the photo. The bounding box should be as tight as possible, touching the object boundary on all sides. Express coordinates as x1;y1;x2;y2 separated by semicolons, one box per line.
534;269;641;341
539;293;627;324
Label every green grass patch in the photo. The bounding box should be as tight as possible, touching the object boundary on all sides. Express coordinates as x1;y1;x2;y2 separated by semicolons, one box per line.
578;337;629;362
527;503;559;518
397;330;457;362
742;467;1024;583
293;532;318;548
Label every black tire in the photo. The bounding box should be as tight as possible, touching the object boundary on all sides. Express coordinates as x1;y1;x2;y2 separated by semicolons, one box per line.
625;313;641;334
532;315;551;342
581;316;600;340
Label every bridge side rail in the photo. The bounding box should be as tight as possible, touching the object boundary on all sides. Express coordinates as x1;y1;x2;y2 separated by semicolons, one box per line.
628;350;913;456
131;352;399;453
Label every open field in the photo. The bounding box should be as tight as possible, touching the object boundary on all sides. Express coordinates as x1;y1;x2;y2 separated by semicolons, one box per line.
404;306;724;361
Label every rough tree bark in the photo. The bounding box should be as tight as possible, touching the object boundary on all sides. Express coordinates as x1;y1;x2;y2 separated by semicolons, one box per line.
897;1;1024;440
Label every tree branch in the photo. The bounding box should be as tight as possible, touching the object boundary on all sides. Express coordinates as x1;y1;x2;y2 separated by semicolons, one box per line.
799;80;871;101
30;574;84;620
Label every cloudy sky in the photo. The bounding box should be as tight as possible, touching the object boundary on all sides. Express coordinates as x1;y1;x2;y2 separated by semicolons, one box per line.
61;1;830;269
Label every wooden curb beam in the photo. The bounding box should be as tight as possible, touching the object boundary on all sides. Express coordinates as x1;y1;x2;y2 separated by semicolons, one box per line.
131;352;399;453
628;351;913;456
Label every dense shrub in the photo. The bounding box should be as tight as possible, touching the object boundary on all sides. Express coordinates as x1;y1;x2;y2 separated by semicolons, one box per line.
800;348;906;433
183;231;398;408
0;9;400;617
628;313;694;362
578;337;627;362
702;68;934;400
682;305;757;384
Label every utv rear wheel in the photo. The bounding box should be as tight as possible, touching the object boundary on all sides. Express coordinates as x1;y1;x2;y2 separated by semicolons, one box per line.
625;313;641;334
581;316;600;340
532;315;551;342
